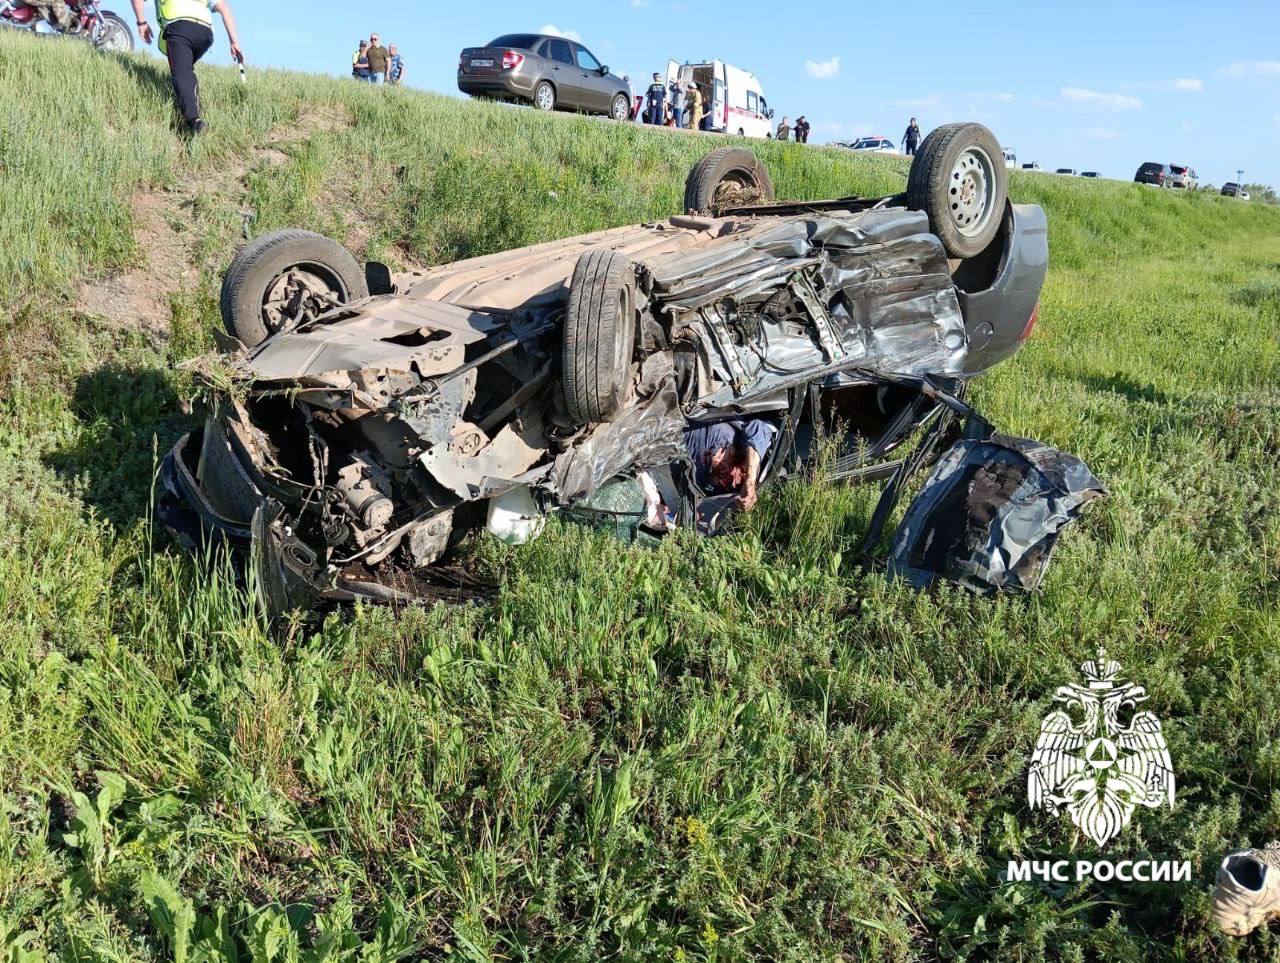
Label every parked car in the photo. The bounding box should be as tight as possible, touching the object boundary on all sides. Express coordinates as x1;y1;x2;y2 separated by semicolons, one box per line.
1241;189;1252;201
458;33;631;120
1054;168;1078;176
1021;162;1041;171
1081;171;1102;178
166;124;1049;610
666;59;772;137
842;136;898;153
1169;165;1198;190
1135;161;1172;187
1003;149;1018;168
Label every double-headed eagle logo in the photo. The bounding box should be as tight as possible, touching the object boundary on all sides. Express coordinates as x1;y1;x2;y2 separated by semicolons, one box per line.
1027;649;1175;846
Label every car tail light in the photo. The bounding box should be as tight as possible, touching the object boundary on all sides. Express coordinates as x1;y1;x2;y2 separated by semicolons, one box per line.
502;50;523;70
1020;302;1040;342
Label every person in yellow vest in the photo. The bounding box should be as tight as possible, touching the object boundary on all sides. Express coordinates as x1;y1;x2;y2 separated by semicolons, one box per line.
129;0;244;135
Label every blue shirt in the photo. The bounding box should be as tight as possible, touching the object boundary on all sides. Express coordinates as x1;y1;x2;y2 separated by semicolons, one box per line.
389;54;404;82
685;419;777;492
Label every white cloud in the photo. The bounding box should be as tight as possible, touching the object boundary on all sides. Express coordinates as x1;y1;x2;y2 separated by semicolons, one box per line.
889;93;942;110
1172;77;1203;92
1219;60;1280;78
1081;126;1125;141
537;24;581;42
630;0;649;7
1060;87;1142;110
804;56;840;80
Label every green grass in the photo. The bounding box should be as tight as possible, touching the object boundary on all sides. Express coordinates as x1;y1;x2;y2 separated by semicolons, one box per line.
2;30;1280;961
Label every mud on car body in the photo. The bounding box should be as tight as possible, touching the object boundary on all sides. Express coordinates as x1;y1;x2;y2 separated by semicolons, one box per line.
159;123;1090;611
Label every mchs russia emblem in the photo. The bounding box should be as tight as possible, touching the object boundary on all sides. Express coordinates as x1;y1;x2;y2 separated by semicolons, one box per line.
1028;649;1174;847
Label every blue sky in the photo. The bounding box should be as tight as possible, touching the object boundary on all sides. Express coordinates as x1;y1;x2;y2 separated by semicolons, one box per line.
190;0;1279;187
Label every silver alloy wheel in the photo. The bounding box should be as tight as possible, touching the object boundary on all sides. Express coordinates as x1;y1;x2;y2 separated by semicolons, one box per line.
949;145;997;237
611;94;629;120
535;83;554;110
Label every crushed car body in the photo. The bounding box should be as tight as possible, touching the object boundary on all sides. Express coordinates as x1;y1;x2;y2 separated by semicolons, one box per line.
157;128;1101;611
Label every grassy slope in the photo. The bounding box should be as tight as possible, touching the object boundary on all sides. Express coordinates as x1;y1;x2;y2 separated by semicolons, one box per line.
2;31;1280;961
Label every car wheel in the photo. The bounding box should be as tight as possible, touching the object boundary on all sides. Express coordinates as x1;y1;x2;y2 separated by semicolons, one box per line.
684;146;775;215
906;122;1008;259
93;12;134;51
220;230;368;348
533;81;555;111
562;250;637;424
610;93;630;121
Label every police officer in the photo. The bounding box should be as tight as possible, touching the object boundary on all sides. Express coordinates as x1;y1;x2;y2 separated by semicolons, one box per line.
902;117;921;156
130;0;245;135
645;72;666;125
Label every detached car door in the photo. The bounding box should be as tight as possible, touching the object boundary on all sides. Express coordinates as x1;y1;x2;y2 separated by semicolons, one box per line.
573;43;611;112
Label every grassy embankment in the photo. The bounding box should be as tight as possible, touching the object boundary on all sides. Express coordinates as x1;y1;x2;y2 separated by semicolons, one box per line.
2;30;1280;961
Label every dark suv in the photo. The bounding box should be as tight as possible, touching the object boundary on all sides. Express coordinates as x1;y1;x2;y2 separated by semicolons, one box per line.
1135;162;1172;186
458;33;632;120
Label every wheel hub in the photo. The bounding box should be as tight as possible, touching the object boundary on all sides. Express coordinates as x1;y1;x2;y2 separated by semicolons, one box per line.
262;268;340;332
949;146;995;238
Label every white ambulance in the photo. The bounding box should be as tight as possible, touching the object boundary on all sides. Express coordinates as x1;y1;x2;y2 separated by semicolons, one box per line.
665;59;774;138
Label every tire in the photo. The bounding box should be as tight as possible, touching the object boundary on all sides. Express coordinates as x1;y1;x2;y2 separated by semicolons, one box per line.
220;230;367;348
562;250;637;424
905;122;1007;259
683;146;775;215
533;81;555;112
610;93;630;121
94;13;134;52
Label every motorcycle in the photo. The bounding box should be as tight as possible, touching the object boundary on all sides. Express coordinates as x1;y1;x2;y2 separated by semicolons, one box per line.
0;0;134;51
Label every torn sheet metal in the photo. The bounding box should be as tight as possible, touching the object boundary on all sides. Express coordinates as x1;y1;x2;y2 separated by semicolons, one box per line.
646;209;966;411
887;434;1106;594
548;377;687;502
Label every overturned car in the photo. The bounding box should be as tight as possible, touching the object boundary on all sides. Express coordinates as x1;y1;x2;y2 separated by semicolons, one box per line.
159;123;1098;610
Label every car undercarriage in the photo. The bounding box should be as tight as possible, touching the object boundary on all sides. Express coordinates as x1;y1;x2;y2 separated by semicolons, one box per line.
159;132;1104;612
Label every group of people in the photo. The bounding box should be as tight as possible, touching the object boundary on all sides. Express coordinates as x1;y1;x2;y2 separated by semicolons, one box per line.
774;115;810;143
351;33;405;85
633;73;708;130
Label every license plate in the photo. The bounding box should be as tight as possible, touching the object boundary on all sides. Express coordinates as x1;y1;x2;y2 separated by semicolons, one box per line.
471;58;494;67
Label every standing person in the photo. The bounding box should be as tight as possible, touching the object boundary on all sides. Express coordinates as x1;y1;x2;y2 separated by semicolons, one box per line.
776;116;790;141
685;83;703;131
352;40;369;80
388;44;405;85
131;0;244;136
366;33;389;84
794;115;810;144
645;72;666;125
903;117;921;156
668;77;685;130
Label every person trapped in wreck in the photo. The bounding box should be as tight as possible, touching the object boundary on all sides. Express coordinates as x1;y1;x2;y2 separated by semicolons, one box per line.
684;419;777;510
